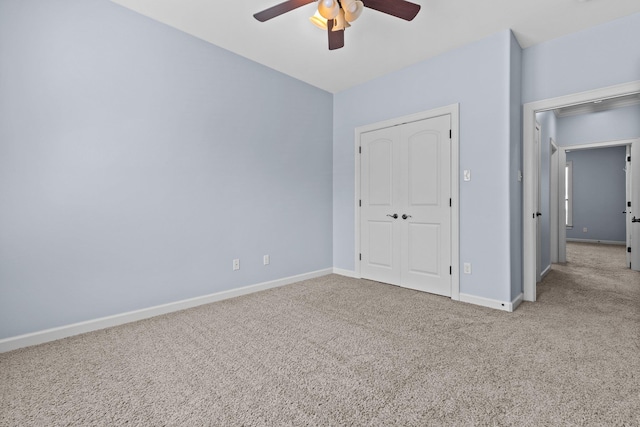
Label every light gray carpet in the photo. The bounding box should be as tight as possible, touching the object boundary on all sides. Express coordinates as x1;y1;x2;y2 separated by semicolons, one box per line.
1;243;639;426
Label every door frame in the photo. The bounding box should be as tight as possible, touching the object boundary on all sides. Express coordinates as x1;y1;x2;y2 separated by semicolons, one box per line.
550;138;559;264
353;103;460;300
523;80;640;302
556;139;638;259
534;121;542;283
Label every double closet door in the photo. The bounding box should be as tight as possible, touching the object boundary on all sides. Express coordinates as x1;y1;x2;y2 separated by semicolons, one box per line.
360;115;451;296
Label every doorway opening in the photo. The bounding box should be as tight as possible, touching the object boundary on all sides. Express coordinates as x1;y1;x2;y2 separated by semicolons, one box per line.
523;81;640;302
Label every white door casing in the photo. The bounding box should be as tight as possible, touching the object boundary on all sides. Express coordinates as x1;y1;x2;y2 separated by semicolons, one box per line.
550;139;559;264
558;148;567;264
355;104;460;300
360;115;452;296
557;140;636;263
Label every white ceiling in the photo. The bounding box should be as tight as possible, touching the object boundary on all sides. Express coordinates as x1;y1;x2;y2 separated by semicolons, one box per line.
110;0;640;93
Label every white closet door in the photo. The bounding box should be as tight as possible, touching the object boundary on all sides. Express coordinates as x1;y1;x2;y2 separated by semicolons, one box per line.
360;126;402;285
400;116;451;295
360;115;451;296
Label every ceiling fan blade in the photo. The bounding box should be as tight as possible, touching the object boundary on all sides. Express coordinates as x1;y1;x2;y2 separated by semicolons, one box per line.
363;0;420;21
253;0;316;22
327;20;345;50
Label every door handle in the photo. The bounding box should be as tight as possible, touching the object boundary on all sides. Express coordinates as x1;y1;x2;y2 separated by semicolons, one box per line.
633;216;640;223
386;214;398;219
402;214;412;220
536;212;542;217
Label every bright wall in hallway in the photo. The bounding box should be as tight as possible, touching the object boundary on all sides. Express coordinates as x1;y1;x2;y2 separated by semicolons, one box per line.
565;147;627;242
558;104;640;147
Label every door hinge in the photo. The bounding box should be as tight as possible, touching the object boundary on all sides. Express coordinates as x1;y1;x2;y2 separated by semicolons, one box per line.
359;146;362;154
628;247;632;253
449;198;452;207
449;129;452;139
628;201;632;207
628;155;631;162
359;253;362;260
449;266;452;275
359;199;361;207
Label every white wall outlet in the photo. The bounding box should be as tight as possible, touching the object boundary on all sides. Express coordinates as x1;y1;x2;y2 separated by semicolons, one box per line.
583;227;588;233
233;259;240;271
263;255;270;265
463;263;472;274
464;170;471;181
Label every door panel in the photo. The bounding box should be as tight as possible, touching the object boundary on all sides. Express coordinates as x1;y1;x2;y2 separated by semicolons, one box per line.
408;133;439;206
626;146;632;268
407;223;439;275
368;139;393;206
401;116;451;295
535;123;541;282
368;221;394;267
361;127;401;285
361;115;451;296
631;142;640;271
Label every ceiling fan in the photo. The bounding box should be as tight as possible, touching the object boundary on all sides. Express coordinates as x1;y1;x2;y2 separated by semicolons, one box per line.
253;0;421;50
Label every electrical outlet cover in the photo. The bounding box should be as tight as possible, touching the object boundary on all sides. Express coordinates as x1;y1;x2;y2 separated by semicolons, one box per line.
463;263;472;274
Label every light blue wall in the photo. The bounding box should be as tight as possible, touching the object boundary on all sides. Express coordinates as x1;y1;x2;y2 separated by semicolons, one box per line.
522;12;640;104
535;111;558;273
334;30;515;302
0;0;333;339
566;147;627;242
558;104;640;147
509;32;523;299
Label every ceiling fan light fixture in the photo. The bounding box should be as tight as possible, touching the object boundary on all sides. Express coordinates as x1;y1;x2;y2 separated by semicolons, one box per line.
344;0;364;22
309;11;328;29
341;0;357;13
318;0;339;19
332;8;351;31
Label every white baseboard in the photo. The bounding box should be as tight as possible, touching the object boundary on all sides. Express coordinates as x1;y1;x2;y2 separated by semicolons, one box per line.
0;268;333;353
566;238;625;246
511;292;524;311
541;264;552;280
459;293;519;312
333;268;358;278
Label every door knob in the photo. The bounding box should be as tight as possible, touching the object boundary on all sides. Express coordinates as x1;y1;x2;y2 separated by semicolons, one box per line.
386;214;398;219
402;214;412;220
